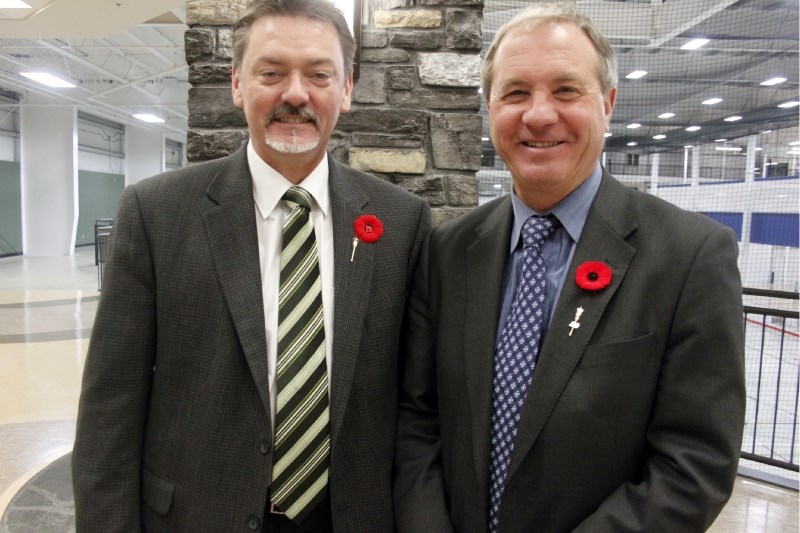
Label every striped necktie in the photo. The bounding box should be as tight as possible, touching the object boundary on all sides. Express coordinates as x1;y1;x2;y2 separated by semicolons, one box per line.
270;186;329;523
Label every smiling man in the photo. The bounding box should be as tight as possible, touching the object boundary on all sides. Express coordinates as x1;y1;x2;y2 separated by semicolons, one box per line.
72;0;431;531
394;3;746;532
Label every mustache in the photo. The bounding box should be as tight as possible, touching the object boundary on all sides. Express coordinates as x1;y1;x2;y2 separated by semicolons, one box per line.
267;104;318;126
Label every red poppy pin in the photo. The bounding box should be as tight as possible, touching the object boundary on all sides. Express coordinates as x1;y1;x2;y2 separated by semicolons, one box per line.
575;261;612;291
351;214;384;262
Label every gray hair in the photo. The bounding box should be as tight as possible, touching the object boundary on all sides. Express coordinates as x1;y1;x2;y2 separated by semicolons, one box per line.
482;2;618;99
232;0;356;79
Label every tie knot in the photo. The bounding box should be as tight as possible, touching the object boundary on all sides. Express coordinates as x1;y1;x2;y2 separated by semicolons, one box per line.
283;186;313;210
522;214;557;249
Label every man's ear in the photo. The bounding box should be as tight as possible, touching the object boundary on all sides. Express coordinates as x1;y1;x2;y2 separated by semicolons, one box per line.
231;67;244;109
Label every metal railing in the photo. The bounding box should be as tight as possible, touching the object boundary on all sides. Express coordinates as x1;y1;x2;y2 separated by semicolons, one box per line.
94;219;113;291
740;287;799;489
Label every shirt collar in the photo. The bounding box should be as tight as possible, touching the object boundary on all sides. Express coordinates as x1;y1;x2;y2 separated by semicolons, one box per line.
248;140;330;220
508;162;603;251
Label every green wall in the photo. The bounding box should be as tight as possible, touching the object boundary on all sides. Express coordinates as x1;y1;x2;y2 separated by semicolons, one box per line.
0;160;22;256
76;170;124;246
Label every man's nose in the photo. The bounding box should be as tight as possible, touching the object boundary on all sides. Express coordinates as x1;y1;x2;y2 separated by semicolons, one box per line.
521;93;558;128
281;72;310;107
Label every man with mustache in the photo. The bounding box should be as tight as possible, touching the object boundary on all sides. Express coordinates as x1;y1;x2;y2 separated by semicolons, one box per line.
72;0;431;531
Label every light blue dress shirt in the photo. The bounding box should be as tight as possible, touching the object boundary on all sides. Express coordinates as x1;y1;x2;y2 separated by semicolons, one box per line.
495;163;603;350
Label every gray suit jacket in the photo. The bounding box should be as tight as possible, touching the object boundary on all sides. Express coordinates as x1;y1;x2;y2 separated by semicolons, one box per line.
72;146;431;532
394;172;745;532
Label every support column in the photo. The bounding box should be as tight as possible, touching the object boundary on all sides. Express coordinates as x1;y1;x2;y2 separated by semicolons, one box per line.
649;152;660;193
691;146;700;186
20;102;78;256
126;124;164;185
745;135;757;183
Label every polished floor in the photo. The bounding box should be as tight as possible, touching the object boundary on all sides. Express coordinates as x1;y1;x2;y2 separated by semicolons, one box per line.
0;247;797;531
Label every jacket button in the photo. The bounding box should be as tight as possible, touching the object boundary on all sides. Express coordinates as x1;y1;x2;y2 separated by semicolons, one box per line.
259;440;270;455
247;516;260;530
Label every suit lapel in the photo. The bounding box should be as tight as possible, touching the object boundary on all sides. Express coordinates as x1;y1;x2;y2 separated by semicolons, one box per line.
202;148;271;418
327;157;373;447
506;174;639;481
463;197;514;512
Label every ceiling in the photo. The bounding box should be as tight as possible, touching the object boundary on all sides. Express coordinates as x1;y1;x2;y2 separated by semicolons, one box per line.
0;0;797;153
484;0;799;155
0;0;188;139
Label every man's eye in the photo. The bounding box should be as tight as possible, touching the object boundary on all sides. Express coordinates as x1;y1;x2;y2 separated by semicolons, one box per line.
312;72;333;82
555;86;579;96
502;90;528;101
261;71;280;79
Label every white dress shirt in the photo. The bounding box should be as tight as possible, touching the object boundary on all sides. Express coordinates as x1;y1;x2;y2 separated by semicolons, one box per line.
247;141;335;431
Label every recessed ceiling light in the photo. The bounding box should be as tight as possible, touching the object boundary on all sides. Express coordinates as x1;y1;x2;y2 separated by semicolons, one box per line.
715;147;742;152
0;0;32;7
686;126;701;131
658;112;675;118
761;77;786;86
627;123;641;129
715;138;728;142
754;147;763;151
604;132;612;138
681;38;710;50
702;98;723;105
724;116;742;122
778;101;800;108
20;72;75;88
653;134;666;139
133;113;165;123
625;70;647;79
627;142;638;146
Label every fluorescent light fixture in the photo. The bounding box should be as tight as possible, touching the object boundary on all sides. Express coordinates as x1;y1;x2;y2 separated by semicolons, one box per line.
789;141;800;145
604;132;612;138
481;137;489;141
714;138;728;142
625;70;647;79
493;184;502;189
133;113;165;123
761;77;786;86
754;147;763;151
20;72;75;88
658;112;675;119
653;134;666;140
715;147;741;152
724;115;742;122
702;98;722;105
681;38;710;50
685;126;701;131
0;0;32;7
778;101;799;108
761;130;772;134
627;123;641;129
684;145;693;149
627;142;638;146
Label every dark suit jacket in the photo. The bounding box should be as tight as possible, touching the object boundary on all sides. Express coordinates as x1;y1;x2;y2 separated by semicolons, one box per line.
394;172;745;532
72;146;431;532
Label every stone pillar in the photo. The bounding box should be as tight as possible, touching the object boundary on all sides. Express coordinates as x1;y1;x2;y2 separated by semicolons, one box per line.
127;125;165;185
184;0;483;225
20;100;78;255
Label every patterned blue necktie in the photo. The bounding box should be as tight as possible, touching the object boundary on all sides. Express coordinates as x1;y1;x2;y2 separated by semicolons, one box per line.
489;214;558;532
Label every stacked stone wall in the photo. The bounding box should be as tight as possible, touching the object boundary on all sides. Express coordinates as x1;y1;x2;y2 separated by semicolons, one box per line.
185;0;483;223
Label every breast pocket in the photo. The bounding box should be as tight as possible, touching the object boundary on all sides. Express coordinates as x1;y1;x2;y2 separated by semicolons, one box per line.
579;332;656;368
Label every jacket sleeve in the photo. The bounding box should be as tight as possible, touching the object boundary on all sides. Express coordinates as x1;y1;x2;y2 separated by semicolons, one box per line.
574;225;746;532
394;234;456;533
72;185;156;532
